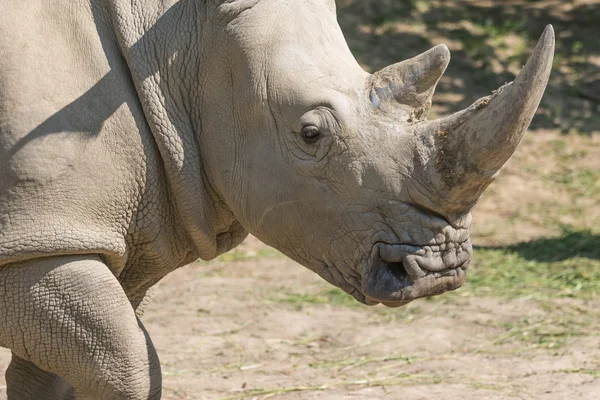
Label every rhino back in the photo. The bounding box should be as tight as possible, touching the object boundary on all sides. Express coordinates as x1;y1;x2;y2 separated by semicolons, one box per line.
0;0;188;280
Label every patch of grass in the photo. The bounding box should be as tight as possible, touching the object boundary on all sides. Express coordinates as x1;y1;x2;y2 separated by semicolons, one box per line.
221;370;449;400
323;288;361;306
509;228;600;261
492;318;571;351
465;229;600;299
481;17;528;41
500;134;600;233
489;304;599;353
270;288;361;310
309;354;417;371
221;385;327;400
559;368;599;377
200;247;283;264
272;293;329;309
549;168;600;201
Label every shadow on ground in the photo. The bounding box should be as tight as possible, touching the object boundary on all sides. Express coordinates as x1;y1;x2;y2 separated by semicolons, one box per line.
337;0;600;135
475;229;600;262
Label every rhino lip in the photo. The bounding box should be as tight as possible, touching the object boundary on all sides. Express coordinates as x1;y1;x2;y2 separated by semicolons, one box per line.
361;242;469;306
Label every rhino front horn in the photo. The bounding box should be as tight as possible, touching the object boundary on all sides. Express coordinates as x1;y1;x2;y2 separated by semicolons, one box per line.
416;25;555;214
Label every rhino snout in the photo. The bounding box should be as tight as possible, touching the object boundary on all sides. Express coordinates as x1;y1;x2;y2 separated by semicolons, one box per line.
361;240;472;307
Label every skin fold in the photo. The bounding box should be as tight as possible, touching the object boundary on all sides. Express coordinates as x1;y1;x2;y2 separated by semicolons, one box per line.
0;0;553;398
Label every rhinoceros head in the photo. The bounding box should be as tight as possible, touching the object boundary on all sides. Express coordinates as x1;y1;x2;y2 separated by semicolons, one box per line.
200;0;554;306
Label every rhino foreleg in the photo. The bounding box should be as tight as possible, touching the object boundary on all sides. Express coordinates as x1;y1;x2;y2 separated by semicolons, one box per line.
0;255;162;400
6;354;75;400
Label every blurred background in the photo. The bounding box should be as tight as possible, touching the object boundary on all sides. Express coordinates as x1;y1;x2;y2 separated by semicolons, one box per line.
145;1;599;399
2;1;594;399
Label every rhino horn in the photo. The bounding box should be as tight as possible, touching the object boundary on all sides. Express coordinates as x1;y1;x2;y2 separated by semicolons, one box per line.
416;25;555;215
370;44;451;120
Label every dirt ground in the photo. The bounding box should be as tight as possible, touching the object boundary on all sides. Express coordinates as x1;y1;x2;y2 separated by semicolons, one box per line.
140;240;600;400
0;1;598;399
0;236;597;400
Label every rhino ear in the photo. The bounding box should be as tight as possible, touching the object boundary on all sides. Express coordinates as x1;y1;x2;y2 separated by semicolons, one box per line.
369;44;450;122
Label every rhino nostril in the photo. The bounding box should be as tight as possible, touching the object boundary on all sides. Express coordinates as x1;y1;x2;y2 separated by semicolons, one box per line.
382;259;410;283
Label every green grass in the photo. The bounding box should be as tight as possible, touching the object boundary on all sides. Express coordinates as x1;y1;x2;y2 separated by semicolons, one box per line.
465;229;600;299
199;247;283;264
271;288;360;310
549;168;600;201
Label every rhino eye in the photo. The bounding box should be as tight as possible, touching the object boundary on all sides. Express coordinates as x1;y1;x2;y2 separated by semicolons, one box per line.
301;126;321;144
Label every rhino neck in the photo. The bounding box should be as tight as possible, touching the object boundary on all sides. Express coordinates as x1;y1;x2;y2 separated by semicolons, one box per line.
107;0;248;260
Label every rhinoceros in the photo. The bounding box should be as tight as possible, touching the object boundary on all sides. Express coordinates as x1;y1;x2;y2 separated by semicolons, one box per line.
0;0;553;398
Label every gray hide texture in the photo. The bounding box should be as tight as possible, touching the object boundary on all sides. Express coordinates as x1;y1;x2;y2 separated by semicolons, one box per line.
0;0;554;398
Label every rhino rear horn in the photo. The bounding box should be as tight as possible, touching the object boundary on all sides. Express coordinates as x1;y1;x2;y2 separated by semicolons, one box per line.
418;25;555;215
369;44;451;121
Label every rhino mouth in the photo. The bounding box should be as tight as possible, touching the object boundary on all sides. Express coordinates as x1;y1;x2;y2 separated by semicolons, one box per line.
361;241;471;307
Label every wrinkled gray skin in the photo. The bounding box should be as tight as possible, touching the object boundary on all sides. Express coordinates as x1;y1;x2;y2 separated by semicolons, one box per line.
0;0;554;398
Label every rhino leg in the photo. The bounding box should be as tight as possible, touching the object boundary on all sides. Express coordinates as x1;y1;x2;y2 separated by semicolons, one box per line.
0;255;162;400
6;354;75;400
